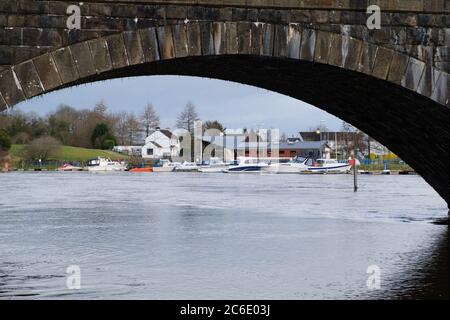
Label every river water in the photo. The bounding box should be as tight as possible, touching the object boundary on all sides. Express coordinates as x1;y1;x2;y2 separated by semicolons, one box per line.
0;172;449;299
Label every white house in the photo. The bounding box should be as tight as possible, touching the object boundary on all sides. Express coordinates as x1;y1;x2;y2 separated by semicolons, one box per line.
141;128;180;159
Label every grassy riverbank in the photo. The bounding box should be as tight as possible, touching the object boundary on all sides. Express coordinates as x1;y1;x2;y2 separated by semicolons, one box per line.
7;144;128;170
358;163;413;171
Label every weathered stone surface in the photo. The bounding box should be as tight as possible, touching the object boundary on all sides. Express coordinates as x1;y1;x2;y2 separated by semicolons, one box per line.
225;22;238;55
402;58;425;91
13;60;43;98
0;69;25;107
287;24;301;59
200;23;214;55
250;23;263;55
105;34;129;69
187;23;202;56
358;43;378;75
300;28;316;61
0;90;7;111
139;27;160;62
70;42;96;78
157;26;175;59
33;53;62;91
51;47;79;84
372;47;394;79
417;65;441;98
274;24;288;58
388;52;410;84
314;31;331;64
237;22;251;55
431;71;449;106
88;38;113;74
342;37;362;71
262;23;274;56
328;33;343;67
172;24;189;58
213;22;226;55
123;31;145;65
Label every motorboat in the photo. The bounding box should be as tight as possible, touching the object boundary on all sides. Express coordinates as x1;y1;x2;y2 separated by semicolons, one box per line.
58;163;83;171
152;159;179;172
305;158;352;174
86;157;127;172
262;157;308;174
199;157;229;173
175;161;199;172
223;157;268;173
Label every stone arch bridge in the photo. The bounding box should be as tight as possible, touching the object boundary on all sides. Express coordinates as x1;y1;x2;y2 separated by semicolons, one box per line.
0;1;449;206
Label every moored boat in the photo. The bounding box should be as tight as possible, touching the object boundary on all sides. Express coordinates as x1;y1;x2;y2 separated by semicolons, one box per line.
223;157;268;173
152;159;179;172
86;157;127;172
58;163;83;171
305;158;352;174
262;157;308;174
175;161;199;172
199;157;229;173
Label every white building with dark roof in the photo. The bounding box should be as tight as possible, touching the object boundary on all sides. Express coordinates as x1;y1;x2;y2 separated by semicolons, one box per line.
141;128;180;159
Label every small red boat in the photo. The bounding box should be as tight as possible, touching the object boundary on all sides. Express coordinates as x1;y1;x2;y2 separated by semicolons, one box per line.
129;167;153;173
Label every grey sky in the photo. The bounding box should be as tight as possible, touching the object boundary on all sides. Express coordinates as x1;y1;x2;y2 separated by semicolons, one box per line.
15;75;343;136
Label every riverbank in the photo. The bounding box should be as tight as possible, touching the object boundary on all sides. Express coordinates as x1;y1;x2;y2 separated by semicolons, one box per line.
3;144;128;170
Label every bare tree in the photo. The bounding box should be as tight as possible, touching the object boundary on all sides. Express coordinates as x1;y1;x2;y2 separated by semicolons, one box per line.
112;112;128;145
341;121;366;158
125;113;141;145
176;102;200;134
23;136;61;161
141;103;160;137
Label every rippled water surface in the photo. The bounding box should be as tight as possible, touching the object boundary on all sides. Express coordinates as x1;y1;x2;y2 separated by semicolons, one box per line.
0;172;449;299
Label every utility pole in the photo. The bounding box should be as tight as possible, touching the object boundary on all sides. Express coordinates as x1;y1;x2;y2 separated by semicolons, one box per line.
353;133;358;192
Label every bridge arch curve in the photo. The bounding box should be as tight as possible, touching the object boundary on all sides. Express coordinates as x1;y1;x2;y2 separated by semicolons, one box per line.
0;21;449;206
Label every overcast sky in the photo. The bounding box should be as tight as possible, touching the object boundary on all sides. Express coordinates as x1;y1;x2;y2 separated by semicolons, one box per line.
15;75;343;136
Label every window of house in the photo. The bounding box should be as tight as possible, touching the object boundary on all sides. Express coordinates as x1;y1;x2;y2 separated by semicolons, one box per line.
147;149;154;156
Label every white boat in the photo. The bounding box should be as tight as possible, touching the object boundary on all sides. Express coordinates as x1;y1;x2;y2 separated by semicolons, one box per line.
306;158;352;174
86;157;127;172
223;157;268;173
175;161;199;172
262;158;308;174
58;163;83;171
152;159;179;172
199;157;229;173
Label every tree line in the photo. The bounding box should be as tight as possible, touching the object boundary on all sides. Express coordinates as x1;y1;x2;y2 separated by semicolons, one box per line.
0;100;229;162
0;100;162;149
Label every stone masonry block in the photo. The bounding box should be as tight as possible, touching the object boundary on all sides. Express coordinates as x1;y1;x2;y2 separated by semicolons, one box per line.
51;47;79;84
0;69;25;107
70;42;96;78
105;34;129;69
139;27;160;62
13;60;43;98
157;26;175;60
33;53;62;91
88;38;113;74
